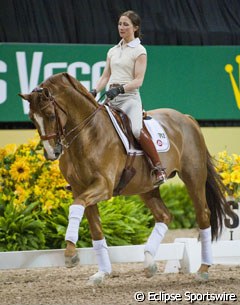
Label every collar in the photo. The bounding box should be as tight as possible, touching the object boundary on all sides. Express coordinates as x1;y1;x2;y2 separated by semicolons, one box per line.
118;37;141;48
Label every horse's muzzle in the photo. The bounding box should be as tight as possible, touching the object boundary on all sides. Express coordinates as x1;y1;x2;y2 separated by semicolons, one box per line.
43;143;62;160
54;143;63;159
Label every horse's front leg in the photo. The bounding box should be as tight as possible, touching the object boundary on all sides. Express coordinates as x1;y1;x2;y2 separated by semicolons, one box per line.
64;177;112;285
85;205;112;285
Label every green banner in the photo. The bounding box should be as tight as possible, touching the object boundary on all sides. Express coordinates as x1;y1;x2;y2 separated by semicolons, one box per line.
0;43;239;122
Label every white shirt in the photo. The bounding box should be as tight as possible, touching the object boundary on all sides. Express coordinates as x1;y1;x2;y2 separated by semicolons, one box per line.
107;38;147;85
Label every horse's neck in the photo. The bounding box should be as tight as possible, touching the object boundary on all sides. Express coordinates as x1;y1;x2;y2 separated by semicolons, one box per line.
65;94;98;128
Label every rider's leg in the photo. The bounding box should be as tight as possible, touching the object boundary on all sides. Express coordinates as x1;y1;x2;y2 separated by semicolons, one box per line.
112;93;166;183
139;128;166;183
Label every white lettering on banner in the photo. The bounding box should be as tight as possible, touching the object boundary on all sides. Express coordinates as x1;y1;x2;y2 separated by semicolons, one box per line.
16;52;43;114
14;51;106;116
221;201;240;240
44;62;68;79
67;62;90;89
0;60;7;104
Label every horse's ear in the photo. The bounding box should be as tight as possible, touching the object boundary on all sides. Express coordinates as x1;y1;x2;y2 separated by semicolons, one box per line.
42;87;51;99
18;93;31;101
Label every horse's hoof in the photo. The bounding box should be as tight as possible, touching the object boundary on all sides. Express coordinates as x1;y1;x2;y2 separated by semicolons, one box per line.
195;271;209;281
144;262;158;278
65;252;80;268
87;271;109;286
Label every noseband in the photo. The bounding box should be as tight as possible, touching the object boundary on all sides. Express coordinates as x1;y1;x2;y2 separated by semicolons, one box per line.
32;87;103;149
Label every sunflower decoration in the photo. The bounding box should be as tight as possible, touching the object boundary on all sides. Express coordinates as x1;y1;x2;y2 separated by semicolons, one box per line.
9;157;31;183
0;135;72;214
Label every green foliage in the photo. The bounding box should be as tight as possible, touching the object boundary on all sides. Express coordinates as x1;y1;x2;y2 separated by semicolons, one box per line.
0;183;196;251
40;184;195;249
97;196;153;246
0;201;45;251
42;195;153;248
161;184;196;229
0;182;195;251
41;202;69;249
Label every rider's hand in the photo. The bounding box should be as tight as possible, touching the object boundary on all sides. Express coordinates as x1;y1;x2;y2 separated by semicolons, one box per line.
89;89;97;98
106;85;125;100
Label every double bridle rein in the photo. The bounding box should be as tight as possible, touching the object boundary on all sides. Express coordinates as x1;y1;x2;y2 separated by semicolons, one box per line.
33;87;103;149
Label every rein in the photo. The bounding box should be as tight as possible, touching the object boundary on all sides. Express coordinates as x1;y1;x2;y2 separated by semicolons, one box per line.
61;103;104;148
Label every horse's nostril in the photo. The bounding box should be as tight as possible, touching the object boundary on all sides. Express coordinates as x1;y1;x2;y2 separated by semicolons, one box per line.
54;144;62;158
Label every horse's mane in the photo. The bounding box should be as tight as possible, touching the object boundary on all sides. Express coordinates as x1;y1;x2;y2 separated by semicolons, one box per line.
41;73;99;107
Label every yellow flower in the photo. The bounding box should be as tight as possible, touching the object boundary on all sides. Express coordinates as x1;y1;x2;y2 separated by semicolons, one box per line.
9;159;31;182
33;185;42;197
231;170;240;184
42;199;55;214
220;172;231;185
13;198;25;211
27;132;40;149
232;154;240;164
215;161;229;172
0;148;6;161
14;185;31;202
217;150;228;159
216;151;240;201
4;143;18;155
2;193;11;202
0;144;18;161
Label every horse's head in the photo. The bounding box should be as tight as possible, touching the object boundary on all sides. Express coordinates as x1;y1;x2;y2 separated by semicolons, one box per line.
19;87;67;161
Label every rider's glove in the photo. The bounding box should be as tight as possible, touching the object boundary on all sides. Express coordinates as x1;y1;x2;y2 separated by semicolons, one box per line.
89;89;97;98
106;85;125;100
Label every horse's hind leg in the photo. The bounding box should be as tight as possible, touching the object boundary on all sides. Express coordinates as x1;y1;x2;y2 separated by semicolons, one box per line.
180;164;212;280
140;188;171;278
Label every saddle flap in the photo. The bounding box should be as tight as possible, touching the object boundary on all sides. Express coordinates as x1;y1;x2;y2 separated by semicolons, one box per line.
106;104;141;150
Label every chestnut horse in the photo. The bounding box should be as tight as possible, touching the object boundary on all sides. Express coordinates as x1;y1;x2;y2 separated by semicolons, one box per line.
19;72;225;284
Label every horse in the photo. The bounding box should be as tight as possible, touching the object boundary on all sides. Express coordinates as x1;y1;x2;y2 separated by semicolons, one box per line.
19;72;226;285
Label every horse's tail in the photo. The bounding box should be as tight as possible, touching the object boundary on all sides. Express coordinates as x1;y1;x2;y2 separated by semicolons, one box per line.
206;150;226;240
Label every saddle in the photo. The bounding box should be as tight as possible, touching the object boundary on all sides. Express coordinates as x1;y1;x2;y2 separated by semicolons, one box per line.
106;103;146;196
108;104;141;151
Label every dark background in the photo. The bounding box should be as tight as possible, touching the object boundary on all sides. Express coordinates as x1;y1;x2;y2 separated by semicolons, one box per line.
1;0;240;45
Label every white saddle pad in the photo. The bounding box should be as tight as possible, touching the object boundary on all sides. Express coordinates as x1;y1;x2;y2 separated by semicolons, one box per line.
105;105;170;155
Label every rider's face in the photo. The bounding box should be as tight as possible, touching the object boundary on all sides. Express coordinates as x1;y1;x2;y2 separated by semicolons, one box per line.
118;16;137;42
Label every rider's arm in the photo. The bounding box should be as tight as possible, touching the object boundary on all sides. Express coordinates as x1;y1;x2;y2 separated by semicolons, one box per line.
122;54;147;93
95;56;111;93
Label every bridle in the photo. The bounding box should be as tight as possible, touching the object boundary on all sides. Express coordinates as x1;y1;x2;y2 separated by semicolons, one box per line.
32;87;104;149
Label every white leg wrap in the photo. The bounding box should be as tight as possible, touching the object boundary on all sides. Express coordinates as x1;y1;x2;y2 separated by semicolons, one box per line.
65;205;85;244
92;238;112;274
144;222;168;257
200;227;213;266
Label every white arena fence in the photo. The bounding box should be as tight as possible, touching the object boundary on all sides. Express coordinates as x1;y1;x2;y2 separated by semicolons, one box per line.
0;238;239;273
